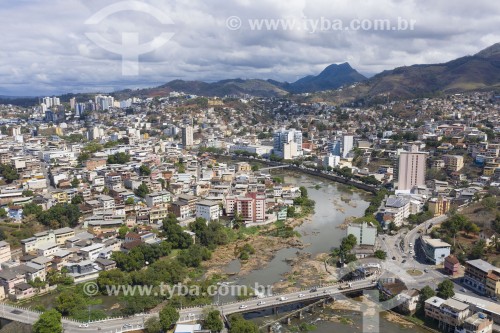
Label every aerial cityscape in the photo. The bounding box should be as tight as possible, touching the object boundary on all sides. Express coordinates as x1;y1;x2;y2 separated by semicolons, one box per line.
0;1;499;333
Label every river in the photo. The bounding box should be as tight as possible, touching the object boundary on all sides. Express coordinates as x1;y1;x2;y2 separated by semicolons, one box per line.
224;171;429;333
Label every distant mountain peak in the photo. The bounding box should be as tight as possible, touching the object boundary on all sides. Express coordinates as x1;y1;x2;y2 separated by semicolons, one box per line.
475;42;500;58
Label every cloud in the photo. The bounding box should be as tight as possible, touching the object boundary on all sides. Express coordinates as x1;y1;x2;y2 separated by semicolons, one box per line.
0;0;499;95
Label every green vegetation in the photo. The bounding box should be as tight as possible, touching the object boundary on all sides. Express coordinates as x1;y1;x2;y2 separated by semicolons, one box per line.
107;152;130;164
135;183;150;198
436;279;455;299
332;234;358;264
204;310;224;332
33;309;62;333
0;163;19;184
364;188;389;216
374;250;387;260
229;314;259;333
139;164;151;176
159;305;179;331
144;317;162;333
22;203;81;229
239;243;255;260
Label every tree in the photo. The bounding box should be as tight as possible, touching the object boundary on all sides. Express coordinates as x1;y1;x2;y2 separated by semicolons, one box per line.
374;250;387;260
204;310;223;332
55;289;86;316
33;309;62;333
159;305;179;331
251;165;259;172
135;183;150;198
71;195;84;205
71;177;80;188
22;189;34;197
229;314;258;333
139;164;152;176
0;164;19;183
436;279;455;299
419;285;436;308
145;317;162;333
469;240;486;259
299;186;308;198
107;152;130;164
464;221;480;235
125;197;135;205
0;208;6;218
118;226;129;239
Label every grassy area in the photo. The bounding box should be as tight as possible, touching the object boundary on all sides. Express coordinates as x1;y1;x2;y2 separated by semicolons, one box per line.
406;269;423;276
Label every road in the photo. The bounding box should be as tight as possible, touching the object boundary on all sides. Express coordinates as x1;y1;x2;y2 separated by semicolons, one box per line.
0;276;378;331
378;214;449;290
177;275;378;323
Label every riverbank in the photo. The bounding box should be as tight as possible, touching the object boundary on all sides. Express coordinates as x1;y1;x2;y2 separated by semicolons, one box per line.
203;234;304;278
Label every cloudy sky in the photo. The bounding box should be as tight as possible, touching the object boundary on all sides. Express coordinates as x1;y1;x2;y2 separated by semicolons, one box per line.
1;0;499;96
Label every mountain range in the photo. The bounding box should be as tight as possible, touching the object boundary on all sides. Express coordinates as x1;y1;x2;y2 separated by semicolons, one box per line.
114;43;500;102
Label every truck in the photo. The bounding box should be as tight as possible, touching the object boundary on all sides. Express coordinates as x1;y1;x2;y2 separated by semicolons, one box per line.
338;282;352;290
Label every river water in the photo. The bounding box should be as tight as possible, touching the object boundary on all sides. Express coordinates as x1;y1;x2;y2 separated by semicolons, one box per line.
225;172;429;333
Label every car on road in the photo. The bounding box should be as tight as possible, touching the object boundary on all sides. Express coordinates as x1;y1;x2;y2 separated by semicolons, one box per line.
257;301;266;306
460;288;467;292
402;259;407;263
409;250;413;255
298;293;305;298
239;305;248;309
79;323;89;328
392;256;396;260
122;324;132;329
424;269;428;273
279;297;288;301
492;297;498;302
310;287;318;292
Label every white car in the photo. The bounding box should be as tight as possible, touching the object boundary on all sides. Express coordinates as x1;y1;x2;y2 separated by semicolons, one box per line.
298;294;305;298
239;305;248;309
257;301;266;306
78;323;89;328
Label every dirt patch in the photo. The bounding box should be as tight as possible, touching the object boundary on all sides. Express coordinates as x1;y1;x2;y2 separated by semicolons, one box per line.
383;311;415;328
273;253;338;292
203;235;304;278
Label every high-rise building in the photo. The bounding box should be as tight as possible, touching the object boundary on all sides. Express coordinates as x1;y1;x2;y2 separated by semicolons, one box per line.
70;97;76;110
398;146;427;191
182;126;194;148
273;128;302;159
342;134;354;158
328;140;342;156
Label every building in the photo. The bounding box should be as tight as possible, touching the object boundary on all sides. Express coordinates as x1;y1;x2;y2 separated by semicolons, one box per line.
85;158;107;171
383;196;410;226
273;128;302;159
182;126;194;148
444;255;460;277
225;193;266;224
328;140;341;156
398;146;427;191
425;296;471;332
420;236;451;264
323;153;340;169
456;312;493;333
145;191;171;207
443;155;465;172
486;270;500;298
346;222;377;246
342;134;354;158
463;259;500;295
0;241;11;264
428;196;451;217
171;201;191;220
195;200;220;222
